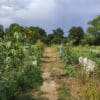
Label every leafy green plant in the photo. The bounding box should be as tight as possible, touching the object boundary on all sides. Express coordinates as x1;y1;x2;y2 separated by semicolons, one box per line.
0;32;43;99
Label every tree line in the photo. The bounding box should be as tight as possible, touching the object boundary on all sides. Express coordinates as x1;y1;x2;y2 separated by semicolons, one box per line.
0;15;100;46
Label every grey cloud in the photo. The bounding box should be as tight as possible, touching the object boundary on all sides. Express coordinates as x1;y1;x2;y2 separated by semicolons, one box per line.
0;0;100;34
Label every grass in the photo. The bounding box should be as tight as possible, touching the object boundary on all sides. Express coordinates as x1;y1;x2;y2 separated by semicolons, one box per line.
81;80;100;100
30;88;49;100
57;86;71;100
29;46;100;100
57;45;100;99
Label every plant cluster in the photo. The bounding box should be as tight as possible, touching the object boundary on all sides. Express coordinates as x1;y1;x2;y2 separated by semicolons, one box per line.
60;46;78;77
60;45;100;77
0;32;43;99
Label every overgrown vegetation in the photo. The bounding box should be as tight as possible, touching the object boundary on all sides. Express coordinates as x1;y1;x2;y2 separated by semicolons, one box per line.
0;14;100;100
0;32;43;99
59;45;100;99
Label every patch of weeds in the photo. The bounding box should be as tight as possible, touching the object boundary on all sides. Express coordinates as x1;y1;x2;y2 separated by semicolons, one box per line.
51;69;68;80
14;94;34;100
57;86;71;100
82;82;100;100
31;89;49;100
32;96;49;100
93;68;100;79
64;64;78;77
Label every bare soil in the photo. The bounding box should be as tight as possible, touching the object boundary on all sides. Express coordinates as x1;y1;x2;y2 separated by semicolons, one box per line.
31;47;100;100
40;47;58;100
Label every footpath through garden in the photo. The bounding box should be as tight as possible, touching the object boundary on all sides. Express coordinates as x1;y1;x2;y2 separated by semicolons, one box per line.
32;47;80;100
40;47;59;100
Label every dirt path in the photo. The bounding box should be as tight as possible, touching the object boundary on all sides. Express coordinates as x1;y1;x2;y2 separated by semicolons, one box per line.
31;47;80;100
31;47;100;100
31;47;79;100
40;47;80;100
40;47;58;100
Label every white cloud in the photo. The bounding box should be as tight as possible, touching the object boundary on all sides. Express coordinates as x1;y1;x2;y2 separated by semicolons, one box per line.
0;0;58;27
0;0;7;4
0;0;100;33
16;0;56;20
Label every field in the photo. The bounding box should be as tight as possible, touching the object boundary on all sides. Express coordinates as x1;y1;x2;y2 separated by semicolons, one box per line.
0;32;43;99
59;45;100;99
31;45;100;100
0;1;100;99
0;32;100;100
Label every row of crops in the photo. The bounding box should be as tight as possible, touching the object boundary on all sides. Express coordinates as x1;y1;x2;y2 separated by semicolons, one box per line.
60;46;100;77
59;46;100;100
0;32;43;99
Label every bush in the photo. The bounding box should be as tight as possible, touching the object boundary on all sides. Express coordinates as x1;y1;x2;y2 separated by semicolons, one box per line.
0;32;43;99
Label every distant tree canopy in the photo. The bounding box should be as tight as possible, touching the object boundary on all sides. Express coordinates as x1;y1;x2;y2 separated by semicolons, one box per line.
46;34;54;45
67;26;84;45
28;26;47;43
86;16;100;45
5;23;47;44
0;25;4;38
52;28;64;44
87;16;100;35
66;16;100;46
46;28;64;45
1;15;100;46
5;23;25;36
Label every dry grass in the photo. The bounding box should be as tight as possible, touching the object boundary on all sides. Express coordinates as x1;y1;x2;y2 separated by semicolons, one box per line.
30;47;100;100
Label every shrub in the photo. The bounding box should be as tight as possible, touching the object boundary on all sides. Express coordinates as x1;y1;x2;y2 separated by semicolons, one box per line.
0;32;43;99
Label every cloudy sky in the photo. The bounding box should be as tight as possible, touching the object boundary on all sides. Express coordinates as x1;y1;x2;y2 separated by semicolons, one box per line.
0;0;100;35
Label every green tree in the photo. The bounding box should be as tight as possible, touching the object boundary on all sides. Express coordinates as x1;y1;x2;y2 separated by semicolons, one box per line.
52;28;64;44
28;26;47;43
68;26;84;45
46;34;54;45
5;23;25;36
0;25;4;38
87;16;100;45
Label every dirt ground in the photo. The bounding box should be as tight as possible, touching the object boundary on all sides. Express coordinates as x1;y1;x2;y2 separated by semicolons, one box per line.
40;47;58;100
31;47;100;100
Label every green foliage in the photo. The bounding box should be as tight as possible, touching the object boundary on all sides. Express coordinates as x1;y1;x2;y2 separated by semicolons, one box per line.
60;46;78;77
62;47;78;65
26;26;47;44
87;16;100;45
0;32;43;99
46;28;64;45
5;24;47;45
67;26;84;45
5;23;25;37
2;16;100;46
0;24;4;38
87;16;100;35
52;28;64;44
60;45;100;77
35;40;46;49
58;86;71;100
